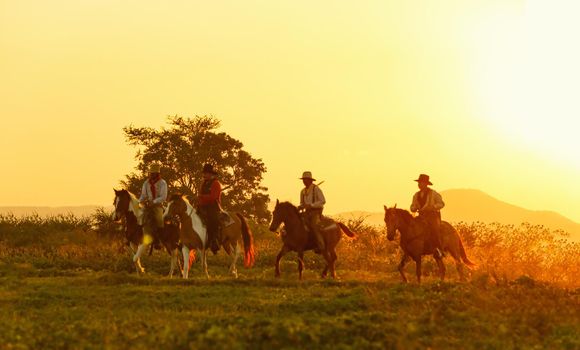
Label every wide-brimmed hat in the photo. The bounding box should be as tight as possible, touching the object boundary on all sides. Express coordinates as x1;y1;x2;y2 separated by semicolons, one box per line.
414;174;433;185
202;163;218;175
149;163;161;174
299;171;316;181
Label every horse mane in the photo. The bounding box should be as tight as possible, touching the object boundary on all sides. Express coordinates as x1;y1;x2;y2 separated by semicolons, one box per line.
169;193;183;202
278;201;301;218
125;190;141;215
115;189;142;218
395;208;414;224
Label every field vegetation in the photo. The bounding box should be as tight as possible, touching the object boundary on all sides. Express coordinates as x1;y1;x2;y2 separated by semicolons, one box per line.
0;212;578;349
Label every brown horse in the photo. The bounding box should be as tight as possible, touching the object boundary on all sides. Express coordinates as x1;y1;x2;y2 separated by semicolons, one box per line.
113;189;182;276
164;194;255;278
269;200;356;280
383;205;475;283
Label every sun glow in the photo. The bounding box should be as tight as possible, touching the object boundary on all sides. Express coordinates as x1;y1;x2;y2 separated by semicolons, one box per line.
473;0;580;167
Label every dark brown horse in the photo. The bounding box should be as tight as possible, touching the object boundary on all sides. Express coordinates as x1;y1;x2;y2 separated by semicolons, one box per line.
113;189;182;276
269;200;356;280
383;205;475;283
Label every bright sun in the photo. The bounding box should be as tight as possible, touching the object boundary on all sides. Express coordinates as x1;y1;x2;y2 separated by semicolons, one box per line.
473;0;580;167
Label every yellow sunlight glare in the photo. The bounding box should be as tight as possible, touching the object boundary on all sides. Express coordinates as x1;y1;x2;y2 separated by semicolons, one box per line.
474;0;580;167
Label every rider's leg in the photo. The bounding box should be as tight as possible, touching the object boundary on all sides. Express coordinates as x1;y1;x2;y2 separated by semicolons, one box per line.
153;205;164;249
309;212;325;251
207;208;220;254
429;213;444;258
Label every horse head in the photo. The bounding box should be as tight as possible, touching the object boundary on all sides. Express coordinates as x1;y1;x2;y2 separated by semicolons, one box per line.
383;204;400;241
164;194;190;220
269;199;283;232
113;189;131;221
269;200;299;233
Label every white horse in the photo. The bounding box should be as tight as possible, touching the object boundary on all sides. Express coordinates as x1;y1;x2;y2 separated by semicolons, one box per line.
164;194;255;279
113;189;182;277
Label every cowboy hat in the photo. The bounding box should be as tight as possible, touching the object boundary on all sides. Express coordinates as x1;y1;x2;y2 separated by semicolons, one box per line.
414;174;433;185
202;163;218;175
149;163;161;174
299;171;316;181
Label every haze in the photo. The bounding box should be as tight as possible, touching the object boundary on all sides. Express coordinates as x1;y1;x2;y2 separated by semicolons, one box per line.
1;0;579;222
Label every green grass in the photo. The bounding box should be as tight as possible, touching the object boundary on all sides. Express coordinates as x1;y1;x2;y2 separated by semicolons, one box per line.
0;217;578;349
1;259;578;349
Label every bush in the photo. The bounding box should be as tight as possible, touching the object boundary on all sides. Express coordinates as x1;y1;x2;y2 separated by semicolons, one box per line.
91;207;123;238
455;222;579;288
0;211;578;288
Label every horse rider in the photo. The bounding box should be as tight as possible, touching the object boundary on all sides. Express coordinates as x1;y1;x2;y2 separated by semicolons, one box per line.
198;163;222;254
298;171;326;253
410;174;445;259
139;162;168;249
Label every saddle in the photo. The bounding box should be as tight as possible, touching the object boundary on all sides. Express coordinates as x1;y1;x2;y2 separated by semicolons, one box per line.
300;214;338;233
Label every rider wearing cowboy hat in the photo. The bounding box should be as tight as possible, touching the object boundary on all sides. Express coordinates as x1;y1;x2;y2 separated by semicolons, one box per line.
139;162;168;249
410;174;445;259
298;171;326;252
198;163;222;254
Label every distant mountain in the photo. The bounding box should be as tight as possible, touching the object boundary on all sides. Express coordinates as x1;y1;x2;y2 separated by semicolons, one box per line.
0;206;111;218
335;189;580;242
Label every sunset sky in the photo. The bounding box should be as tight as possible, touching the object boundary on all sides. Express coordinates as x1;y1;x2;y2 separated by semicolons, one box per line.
1;0;579;221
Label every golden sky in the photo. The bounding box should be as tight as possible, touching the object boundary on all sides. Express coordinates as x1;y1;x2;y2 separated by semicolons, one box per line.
1;0;579;221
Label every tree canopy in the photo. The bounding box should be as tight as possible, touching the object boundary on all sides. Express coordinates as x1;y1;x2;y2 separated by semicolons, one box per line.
122;115;270;222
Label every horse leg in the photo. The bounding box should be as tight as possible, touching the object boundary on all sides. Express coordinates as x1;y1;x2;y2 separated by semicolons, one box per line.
329;249;338;279
415;257;422;284
169;248;178;278
398;254;409;283
229;243;241;278
435;256;446;281
181;246;190;279
129;242;137;255
297;251;305;281
202;249;209;279
133;244;148;274
275;245;289;278
448;245;467;282
321;265;329;279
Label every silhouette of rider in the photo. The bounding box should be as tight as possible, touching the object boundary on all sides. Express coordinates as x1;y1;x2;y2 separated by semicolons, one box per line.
198;163;222;254
139;163;168;249
298;171;326;253
410;174;445;259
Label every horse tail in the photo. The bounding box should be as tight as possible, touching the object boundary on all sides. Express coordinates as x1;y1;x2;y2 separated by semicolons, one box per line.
189;249;196;269
237;213;256;268
458;235;476;267
337;222;357;238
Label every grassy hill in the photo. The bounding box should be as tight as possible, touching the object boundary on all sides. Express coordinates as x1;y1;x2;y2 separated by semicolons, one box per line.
0;215;578;349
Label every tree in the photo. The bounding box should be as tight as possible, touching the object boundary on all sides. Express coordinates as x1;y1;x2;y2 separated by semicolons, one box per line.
121;115;271;222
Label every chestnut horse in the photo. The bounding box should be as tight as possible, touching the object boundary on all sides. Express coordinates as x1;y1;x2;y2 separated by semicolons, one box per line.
269;200;356;280
383;205;475;283
113;189;182;276
163;194;255;279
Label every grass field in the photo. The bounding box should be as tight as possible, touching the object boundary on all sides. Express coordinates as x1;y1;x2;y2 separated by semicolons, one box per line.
0;215;579;349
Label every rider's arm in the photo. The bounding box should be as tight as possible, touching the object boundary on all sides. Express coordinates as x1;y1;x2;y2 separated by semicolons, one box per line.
153;180;168;204
410;193;419;213
311;187;326;209
199;181;221;205
139;181;148;203
431;191;445;211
